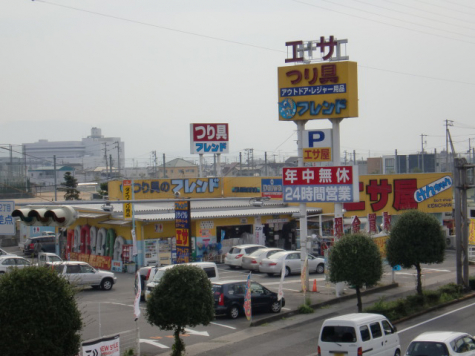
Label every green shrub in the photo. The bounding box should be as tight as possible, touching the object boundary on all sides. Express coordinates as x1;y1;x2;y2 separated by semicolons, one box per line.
469;277;475;291
298;304;314;314
405;294;425;308
438;283;463;298
423;290;441;306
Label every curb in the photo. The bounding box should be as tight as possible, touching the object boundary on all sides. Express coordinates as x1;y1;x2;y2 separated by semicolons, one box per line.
251;283;399;326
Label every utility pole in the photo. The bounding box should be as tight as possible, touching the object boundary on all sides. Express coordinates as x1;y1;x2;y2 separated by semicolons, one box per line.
103;143;109;181
264;152;268;176
53;155;57;201
420;134;427;172
445;120;454;172
109;154;113;178
162;154;166;178
114;141;120;179
239;152;242;176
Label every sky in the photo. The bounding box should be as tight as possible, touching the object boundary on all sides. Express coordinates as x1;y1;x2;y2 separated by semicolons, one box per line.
1;0;474;167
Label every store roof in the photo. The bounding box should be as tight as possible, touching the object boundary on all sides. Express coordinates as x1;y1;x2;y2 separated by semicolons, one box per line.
70;199;322;223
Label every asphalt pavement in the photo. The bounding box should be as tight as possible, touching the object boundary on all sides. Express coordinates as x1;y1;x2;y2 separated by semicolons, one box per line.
2;244;474;356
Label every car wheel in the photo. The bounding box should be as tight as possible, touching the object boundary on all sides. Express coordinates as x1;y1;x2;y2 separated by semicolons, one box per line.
394;350;401;356
316;264;324;274
270;301;282;313
101;278;113;291
267;273;274;277
284;267;290;277
228;305;240;319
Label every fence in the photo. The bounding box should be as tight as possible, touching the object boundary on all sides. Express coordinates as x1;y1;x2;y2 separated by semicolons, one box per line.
81;329;139;356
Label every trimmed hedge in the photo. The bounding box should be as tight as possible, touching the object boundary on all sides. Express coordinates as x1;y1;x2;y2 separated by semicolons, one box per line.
364;283;465;322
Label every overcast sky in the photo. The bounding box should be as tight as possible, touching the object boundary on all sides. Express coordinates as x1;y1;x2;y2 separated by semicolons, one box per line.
1;0;474;167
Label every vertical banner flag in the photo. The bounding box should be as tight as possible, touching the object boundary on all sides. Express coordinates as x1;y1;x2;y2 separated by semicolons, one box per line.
244;273;252;321
278;258;286;301
82;335;120;356
134;271;141;321
301;256;308;294
123;180;132;219
131;229;137;256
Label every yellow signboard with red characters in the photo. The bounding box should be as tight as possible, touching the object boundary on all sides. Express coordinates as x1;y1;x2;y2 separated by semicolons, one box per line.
342;173;453;216
469;219;475;245
278;61;358;121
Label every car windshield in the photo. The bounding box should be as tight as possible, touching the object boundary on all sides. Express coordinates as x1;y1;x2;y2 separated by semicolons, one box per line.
406;341;449;356
52;265;64;273
228;247;241;254
152;269;166;283
49;256;62;263
268;251;288;260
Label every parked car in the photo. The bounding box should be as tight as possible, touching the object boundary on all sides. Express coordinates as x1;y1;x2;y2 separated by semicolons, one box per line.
318;313;400;356
135;265;160;301
145;262;219;301
212;279;284;319
36;252;63;267
259;251;325;277
52;261;117;290
241;248;284;271
0;255;31;273
406;331;475;356
23;234;56;256
224;244;266;269
0;248;15;257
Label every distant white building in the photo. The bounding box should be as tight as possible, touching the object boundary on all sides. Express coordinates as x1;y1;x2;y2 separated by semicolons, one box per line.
23;127;125;171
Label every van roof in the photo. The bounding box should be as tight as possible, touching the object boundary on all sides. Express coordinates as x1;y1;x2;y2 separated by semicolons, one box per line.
324;313;386;324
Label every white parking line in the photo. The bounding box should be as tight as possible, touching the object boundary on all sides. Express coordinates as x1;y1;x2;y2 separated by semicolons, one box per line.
140;339;169;349
210;322;236;329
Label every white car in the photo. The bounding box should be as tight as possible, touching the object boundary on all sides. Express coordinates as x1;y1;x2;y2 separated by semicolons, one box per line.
36;252;63;267
406;331;475;356
224;244;266;269
259;251;325;277
0;248;15;257
52;261;117;290
241;248;284;271
0;255;31;274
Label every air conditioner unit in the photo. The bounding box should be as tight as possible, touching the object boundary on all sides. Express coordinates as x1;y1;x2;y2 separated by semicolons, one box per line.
446;235;456;249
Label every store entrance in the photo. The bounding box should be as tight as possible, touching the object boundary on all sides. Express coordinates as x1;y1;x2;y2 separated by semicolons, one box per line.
216;225;253;243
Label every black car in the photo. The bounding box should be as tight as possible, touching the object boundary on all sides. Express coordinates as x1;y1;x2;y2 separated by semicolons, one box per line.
23;235;56;256
212;280;285;319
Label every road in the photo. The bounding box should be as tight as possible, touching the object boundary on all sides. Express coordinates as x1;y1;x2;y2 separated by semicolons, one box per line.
5;245;467;356
75;251;461;355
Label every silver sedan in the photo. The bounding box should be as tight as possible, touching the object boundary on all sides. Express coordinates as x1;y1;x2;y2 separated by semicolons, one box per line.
259;251;325;277
241;248;284;271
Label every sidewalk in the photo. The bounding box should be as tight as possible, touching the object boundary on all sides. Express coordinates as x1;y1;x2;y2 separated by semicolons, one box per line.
184;264;475;356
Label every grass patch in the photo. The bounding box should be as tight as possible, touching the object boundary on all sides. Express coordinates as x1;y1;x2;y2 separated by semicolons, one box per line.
364;283;467;322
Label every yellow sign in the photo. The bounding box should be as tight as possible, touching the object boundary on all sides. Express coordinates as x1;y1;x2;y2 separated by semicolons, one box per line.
123;180;132;219
469;219;475;245
303;147;332;162
278;61;358;121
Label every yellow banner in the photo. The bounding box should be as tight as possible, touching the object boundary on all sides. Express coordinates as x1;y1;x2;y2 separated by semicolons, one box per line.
123;180;132;219
469;219;475;245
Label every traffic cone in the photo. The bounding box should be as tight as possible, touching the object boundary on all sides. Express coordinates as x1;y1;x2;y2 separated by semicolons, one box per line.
312;279;318;292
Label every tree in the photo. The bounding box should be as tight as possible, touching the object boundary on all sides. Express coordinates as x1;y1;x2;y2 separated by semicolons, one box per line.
146;265;214;356
98;182;109;198
329;233;383;312
386;210;445;296
0;267;82;356
60;171;80;200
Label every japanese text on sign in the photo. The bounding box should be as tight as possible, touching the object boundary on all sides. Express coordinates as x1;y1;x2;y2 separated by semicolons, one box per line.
285;36;349;63
123;180;132;219
282;167;358;203
190;123;229;154
0;201;15;235
175;201;191;263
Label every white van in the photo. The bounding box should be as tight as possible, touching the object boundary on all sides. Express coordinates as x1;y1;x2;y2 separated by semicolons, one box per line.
318;313;400;356
145;262;219;301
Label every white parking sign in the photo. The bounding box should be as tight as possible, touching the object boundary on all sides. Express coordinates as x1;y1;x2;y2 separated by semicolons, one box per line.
0;201;15;235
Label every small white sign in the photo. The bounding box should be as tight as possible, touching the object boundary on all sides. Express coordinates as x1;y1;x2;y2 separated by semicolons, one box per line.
0;201;15;236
